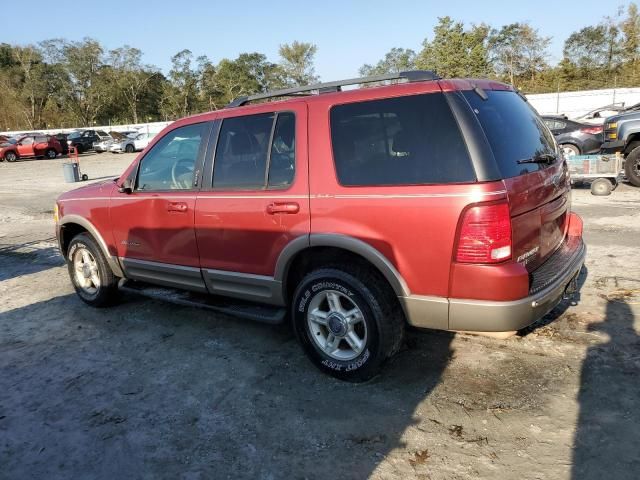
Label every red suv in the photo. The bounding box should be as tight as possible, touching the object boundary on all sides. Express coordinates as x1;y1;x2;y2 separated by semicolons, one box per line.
0;134;62;162
55;71;586;381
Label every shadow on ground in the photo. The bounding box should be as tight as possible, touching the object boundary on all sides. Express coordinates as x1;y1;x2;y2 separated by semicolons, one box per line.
0;292;454;479
0;242;64;281
572;298;640;479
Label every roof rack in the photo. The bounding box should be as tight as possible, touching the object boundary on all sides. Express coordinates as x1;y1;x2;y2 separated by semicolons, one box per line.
226;70;440;108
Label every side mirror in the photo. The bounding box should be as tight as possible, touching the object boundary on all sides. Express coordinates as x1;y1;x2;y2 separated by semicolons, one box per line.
118;178;133;194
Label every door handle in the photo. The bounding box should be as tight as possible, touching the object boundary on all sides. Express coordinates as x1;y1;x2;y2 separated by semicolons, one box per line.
266;202;300;215
167;201;188;212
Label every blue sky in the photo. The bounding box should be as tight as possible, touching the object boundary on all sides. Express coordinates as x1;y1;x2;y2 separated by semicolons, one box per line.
2;0;629;80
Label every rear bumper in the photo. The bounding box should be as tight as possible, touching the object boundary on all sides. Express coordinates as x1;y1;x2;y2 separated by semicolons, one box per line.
402;237;586;332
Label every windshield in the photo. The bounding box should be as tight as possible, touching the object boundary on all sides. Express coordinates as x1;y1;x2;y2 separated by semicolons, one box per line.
463;90;557;178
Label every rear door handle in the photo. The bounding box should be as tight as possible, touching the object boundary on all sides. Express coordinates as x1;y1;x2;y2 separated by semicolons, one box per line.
167;201;188;213
266;202;299;215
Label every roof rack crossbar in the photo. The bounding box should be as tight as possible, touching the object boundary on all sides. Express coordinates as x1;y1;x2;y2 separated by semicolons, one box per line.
226;70;439;108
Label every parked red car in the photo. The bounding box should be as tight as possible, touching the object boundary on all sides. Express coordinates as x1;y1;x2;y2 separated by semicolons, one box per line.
55;71;586;381
0;134;62;162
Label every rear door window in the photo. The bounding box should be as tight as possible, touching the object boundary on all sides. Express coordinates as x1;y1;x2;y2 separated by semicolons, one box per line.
330;93;475;186
213;112;296;190
463;90;557;178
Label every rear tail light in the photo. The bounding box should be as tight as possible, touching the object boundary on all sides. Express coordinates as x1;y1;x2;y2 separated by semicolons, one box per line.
580;126;603;135
567;212;583;237
456;202;512;264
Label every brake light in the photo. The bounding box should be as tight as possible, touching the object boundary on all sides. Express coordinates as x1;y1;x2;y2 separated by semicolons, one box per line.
567;212;583;237
456;203;512;263
580;126;603;135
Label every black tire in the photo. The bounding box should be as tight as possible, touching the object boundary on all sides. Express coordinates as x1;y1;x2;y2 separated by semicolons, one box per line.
625;147;640;187
125;144;134;153
291;267;405;382
5;151;17;162
591;178;613;196
95;150;103;154
560;143;580;157
45;148;57;159
66;233;119;307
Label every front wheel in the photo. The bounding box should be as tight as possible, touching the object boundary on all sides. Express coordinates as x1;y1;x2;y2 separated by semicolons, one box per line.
625;147;640;187
5;151;17;162
125;144;134;153
45;148;57;159
67;233;119;307
291;267;404;382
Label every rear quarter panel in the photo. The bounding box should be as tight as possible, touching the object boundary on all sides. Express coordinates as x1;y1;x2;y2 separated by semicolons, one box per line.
307;85;508;297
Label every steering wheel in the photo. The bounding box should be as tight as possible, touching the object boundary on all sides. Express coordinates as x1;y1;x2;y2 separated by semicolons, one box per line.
171;158;194;189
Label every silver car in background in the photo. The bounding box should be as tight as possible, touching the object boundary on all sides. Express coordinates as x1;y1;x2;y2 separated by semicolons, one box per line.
110;132;156;153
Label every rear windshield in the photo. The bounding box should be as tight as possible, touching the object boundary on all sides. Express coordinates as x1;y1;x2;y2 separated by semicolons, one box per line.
463;90;557;178
330;92;475;186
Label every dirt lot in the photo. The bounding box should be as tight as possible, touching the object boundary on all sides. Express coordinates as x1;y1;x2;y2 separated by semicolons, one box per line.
1;153;639;480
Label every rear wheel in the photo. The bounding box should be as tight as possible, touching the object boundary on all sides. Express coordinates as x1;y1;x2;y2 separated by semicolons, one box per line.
4;151;17;162
591;178;613;196
625;146;640;187
560;143;580;157
67;233;119;307
125;144;134;153
291;267;404;382
45;148;57;159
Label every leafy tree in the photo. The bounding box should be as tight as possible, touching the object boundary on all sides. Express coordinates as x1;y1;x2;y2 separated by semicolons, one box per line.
108;46;159;123
563;24;620;73
416;17;492;78
59;38;110;126
359;48;417;76
489;23;551;86
279;41;319;86
161;49;199;119
212;53;283;106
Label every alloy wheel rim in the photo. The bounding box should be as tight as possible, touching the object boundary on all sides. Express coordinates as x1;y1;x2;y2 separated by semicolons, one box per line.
72;247;100;295
307;289;367;361
562;146;577;157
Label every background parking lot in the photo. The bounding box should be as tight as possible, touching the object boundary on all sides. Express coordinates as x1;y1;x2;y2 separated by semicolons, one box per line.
1;154;639;479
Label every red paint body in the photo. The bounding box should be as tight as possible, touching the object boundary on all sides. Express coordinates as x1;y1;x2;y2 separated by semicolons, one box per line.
57;78;581;303
0;135;62;160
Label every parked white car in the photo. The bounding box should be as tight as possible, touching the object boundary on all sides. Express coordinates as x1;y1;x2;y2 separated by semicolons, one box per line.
110;132;156;153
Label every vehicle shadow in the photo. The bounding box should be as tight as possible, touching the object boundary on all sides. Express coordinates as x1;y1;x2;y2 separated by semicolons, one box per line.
571;298;640;479
0;242;64;281
0;291;454;480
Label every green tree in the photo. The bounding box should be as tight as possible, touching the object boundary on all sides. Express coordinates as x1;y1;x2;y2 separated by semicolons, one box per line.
108;46;159;124
278;41;318;86
488;23;550;86
59;38;110;126
212;53;283;106
416;17;492;78
161;49;198;119
563;24;620;73
359;48;416;76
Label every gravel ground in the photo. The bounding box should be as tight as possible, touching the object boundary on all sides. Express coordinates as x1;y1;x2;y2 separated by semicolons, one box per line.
1;153;639;480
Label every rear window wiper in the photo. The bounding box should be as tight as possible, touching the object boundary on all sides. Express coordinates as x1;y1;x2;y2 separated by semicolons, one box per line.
517;153;557;165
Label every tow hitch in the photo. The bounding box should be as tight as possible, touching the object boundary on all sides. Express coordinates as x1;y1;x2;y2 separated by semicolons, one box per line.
563;272;579;300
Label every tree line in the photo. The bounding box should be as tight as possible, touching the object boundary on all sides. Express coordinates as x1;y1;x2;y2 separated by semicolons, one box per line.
0;40;318;131
2;3;640;131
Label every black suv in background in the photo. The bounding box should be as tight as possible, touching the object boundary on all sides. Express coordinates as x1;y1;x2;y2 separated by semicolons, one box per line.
66;130;111;153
